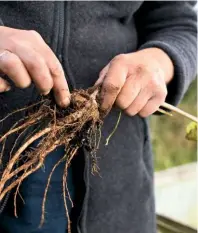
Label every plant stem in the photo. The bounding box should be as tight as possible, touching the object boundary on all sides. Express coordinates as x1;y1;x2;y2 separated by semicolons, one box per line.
161;102;198;123
158;108;173;117
105;111;122;146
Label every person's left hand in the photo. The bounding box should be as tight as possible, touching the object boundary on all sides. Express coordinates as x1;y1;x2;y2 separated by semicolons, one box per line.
95;48;174;117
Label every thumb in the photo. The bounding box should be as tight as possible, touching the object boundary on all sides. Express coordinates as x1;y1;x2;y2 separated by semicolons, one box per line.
95;64;110;86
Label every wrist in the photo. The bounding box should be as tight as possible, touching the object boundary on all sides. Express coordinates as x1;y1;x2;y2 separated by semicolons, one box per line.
138;48;174;84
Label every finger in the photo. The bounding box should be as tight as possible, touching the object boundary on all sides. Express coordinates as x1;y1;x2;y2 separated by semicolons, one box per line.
115;74;142;110
95;64;110;85
0;77;11;92
30;32;71;106
100;61;128;112
52;68;70;108
14;46;53;95
40;45;71;107
125;87;152;116
139;85;167;117
139;96;165;118
0;50;31;88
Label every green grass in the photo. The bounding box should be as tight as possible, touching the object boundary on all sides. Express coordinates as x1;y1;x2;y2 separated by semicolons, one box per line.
151;79;197;171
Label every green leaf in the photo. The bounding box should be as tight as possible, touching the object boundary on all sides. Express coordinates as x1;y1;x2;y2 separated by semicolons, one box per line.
186;122;197;141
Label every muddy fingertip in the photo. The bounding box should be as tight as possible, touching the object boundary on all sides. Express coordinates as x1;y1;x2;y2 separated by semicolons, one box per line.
59;96;71;108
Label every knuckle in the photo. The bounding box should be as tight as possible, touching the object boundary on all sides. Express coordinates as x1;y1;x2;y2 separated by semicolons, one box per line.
28;55;45;71
26;57;53;91
116;100;127;110
28;30;42;39
116;95;130;110
157;88;167;101
103;82;120;95
150;76;160;87
50;63;63;78
0;50;10;63
40;76;53;90
112;54;127;64
125;108;136;117
1;53;20;70
135;65;145;76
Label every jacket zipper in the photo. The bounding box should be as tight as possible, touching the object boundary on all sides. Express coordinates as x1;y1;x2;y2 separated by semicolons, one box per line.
0;1;70;215
58;1;75;90
58;2;80;233
0;0;76;219
58;5;85;233
57;2;65;64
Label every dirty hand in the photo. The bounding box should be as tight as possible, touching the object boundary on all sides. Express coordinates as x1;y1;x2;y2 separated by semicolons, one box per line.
96;48;174;117
0;26;70;107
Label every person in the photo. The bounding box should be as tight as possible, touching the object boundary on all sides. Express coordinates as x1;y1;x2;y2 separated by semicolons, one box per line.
0;1;197;233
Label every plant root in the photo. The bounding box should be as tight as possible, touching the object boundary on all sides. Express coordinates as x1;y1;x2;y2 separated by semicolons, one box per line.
0;87;103;230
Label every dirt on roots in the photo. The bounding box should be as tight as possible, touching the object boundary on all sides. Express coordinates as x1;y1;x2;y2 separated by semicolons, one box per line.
0;86;104;231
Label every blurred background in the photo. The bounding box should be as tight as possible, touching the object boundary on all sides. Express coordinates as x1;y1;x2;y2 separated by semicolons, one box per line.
152;79;197;171
151;79;197;233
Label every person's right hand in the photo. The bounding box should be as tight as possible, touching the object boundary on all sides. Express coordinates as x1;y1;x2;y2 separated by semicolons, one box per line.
0;26;70;107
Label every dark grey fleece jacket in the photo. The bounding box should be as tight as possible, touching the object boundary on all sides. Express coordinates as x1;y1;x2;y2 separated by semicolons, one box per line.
0;1;197;233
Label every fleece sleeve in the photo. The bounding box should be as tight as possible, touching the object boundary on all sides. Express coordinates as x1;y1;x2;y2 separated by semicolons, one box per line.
134;1;197;106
